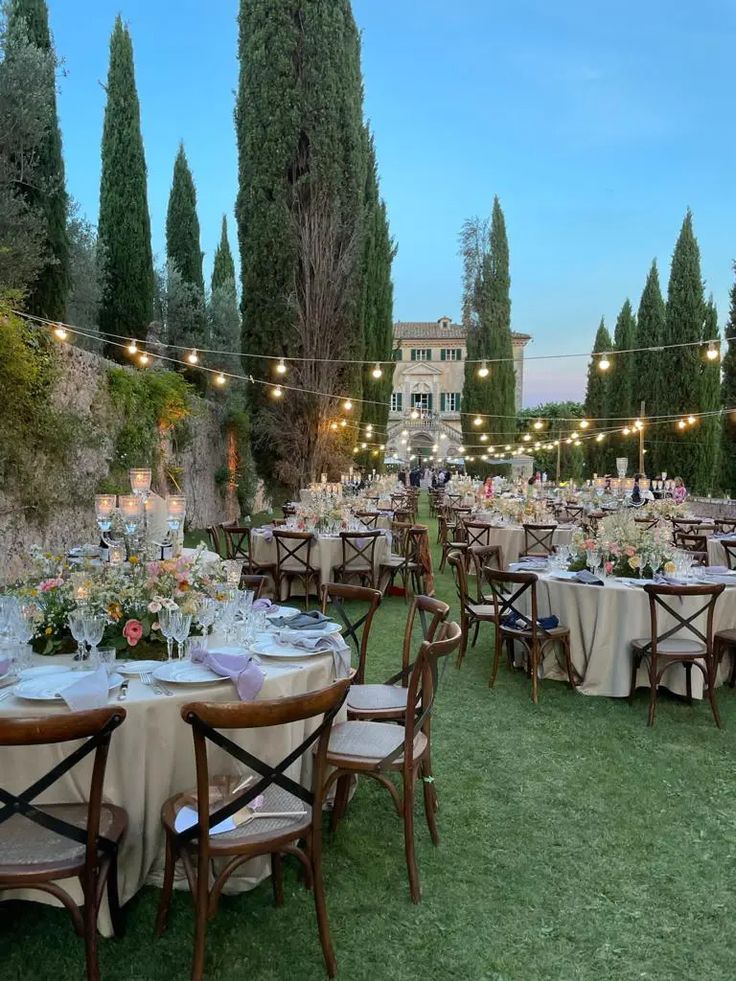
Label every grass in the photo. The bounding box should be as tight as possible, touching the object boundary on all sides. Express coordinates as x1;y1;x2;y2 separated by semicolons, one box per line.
4;497;736;980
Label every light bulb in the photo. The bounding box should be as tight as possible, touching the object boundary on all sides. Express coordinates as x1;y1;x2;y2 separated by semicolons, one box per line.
187;350;199;365
127;340;138;354
533;419;543;430
598;354;611;371
687;415;696;425
340;419;347;428
53;325;68;340
579;419;589;429
272;385;283;398
678;419;686;430
361;442;367;449
215;373;226;386
458;446;465;454
139;352;149;366
477;361;489;378
371;363;383;379
473;416;482;427
330;422;338;431
410;409;419;419
276;359;287;375
706;343;719;361
622;427;630;435
523;434;531;442
480;434;488;442
596;434;604;442
343;400;353;411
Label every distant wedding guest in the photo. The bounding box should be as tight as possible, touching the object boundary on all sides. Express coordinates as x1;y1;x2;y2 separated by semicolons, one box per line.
631;474;643;506
483;475;494;500
673;476;687;504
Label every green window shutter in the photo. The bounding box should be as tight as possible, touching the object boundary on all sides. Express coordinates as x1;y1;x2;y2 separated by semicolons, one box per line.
440;349;446;361
440;393;446;412
456;392;461;410
397;392;403;410
427;393;433;412
426;349;432;360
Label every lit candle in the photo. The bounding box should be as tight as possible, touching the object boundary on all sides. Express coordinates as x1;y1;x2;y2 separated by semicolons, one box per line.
109;540;125;565
119;495;144;534
129;468;152;498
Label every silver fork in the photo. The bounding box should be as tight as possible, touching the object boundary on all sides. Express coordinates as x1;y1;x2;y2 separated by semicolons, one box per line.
141;672;173;696
0;689;14;702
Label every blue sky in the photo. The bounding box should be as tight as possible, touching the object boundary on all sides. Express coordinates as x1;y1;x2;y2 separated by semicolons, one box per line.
50;0;735;403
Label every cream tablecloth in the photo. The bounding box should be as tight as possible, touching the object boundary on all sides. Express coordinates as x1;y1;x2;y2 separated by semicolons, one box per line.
251;530;390;597
467;521;575;567
707;537;736;568
0;648;338;936
530;575;736;698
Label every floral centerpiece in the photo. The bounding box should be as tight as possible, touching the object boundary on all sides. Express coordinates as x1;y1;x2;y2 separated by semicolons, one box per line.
294;499;348;533
11;543;228;657
568;512;675;578
480;497;555;525
642;499;689;522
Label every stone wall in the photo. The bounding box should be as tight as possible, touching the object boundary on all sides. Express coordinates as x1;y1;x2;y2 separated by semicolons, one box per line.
0;344;238;583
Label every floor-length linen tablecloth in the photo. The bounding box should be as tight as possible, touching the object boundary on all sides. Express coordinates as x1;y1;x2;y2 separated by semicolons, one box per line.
466;521;575;567
0;650;338;936
529;575;736;698
707;537;736;568
250;530;389;597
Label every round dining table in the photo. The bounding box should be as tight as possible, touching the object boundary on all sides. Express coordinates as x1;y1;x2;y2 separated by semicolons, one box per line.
468;519;575;566
530;573;736;698
0;645;340;936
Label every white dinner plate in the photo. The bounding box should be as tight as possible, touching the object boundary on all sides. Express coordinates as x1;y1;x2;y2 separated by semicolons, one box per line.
20;664;73;679
265;606;300;620
14;670;124;702
251;639;326;659
117;659;166;676
152;661;229;685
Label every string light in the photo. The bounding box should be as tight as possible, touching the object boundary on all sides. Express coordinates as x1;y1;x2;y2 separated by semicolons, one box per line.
371;363;383;379
139;352;149;366
579;419;589;429
687;415;696;425
477;361;490;378
215;372;226;386
127;340;138;354
53;325;68;340
523;434;531;442
272;385;283;398
330;422;338;431
596;433;605;442
187;350;199;365
622;427;631;435
706;343;720;361
678;419;687;430
598;353;611;371
343;400;353;411
276;359;287;375
340;419;347;428
473;416;482;427
533;419;543;430
410;409;419;420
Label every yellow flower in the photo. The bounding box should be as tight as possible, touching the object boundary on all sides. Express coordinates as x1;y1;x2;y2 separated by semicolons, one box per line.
44;626;53;636
663;561;676;575
628;555;641;571
129;556;140;565
107;602;123;622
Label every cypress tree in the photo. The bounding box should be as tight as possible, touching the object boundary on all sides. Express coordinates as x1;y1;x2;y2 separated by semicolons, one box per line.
98;16;154;351
461;197;515;460
166;144;204;296
236;0;367;478
721;266;736;496
634;260;666;472
610;299;637;466
7;0;69;319
211;215;236;293
584;319;613;475
658;210;705;485
698;298;720;493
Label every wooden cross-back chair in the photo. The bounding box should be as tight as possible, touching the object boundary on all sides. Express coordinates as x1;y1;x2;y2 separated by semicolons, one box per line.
220;524;276;579
469;545;504;602
320;583;382;685
714;518;736;537
0;708;128;981
272;529;320;607
671;517;703;539
155;680;351;979
634;516;659;531
719;540;736;571
484;568;576;702
521;523;557;558
354;510;380;530
447;550;498;669
558;505;584;524
335;530;382;588
206;524;225;557
629;583;725;727
324;622;462;904
462;522;492;568
346;594;450;722
673;531;709;565
239;573;267;598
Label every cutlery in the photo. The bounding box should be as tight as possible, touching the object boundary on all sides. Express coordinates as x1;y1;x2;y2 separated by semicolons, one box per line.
141;672;173;696
117;679;129;701
0;689;14;702
246;810;307;822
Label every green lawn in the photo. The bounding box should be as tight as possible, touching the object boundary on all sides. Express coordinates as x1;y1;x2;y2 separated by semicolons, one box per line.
4;497;736;980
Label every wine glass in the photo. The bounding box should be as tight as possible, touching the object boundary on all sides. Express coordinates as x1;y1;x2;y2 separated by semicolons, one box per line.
159;608;177;661
82;616;106;669
8;605;34;672
196;598;218;649
68;612;88;663
586;548;602;577
173;613;192;660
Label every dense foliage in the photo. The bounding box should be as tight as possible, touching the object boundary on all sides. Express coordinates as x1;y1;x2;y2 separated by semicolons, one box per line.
721;267;736;496
583;319;612;475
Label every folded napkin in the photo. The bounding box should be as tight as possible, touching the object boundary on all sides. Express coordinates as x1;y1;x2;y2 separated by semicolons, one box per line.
574;570;604;586
654;574;690;585
705;565;730;575
269;611;330;630
252;598;275;613
501;614;560;632
191;646;265;701
257;526;274;543
0;656;10;678
61;666;110;711
277;631;351;678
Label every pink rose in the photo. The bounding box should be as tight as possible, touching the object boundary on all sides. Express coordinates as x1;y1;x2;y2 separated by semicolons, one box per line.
122;619;144;647
605;561;614;575
39;578;64;592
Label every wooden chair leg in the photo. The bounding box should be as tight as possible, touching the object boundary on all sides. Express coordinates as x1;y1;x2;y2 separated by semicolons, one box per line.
330;774;351;831
647;661;658;727
191;859;210;981
155;832;176;937
420;758;440;846
271;852;284;907
310;835;337;977
685;663;693;704
470;619;480;649
628;653;639;705
530;642;540;704
402;772;420;904
107;849;125;938
83;875;100;981
455;616;468;668
489;627;502;688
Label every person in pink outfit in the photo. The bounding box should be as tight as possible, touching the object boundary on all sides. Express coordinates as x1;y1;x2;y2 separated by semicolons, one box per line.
483;476;494;500
673;476;687;503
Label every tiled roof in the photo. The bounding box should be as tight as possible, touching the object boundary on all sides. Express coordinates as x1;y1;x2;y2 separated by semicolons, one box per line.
394;320;531;343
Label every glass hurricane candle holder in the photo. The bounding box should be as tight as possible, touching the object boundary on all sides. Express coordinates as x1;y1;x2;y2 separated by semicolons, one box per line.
129;468;152;499
166;495;187;555
95;494;117;535
119;495;144;535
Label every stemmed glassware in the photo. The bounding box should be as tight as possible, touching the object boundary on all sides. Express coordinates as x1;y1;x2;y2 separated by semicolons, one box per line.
173;613;192;660
68;612;87;663
586;548;602;578
94;495;116;540
82;616;106;669
119;495;144;537
159;608;177;661
196;598;218;650
7;603;34;672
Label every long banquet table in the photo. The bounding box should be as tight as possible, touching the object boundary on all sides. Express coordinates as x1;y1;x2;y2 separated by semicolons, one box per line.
0;648;339;936
529;574;736;698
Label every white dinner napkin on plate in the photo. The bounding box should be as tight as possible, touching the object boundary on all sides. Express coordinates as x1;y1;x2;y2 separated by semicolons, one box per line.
61;666;110;711
277;631;351;679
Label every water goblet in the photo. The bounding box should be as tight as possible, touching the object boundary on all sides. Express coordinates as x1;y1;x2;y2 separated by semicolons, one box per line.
196;598;218;649
68;612;88;663
173;613;192;660
82;616;106;669
159;608;177;661
9;605;34;672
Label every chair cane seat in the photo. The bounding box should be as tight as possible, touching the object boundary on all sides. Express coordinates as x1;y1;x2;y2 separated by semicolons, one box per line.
466;603;497;619
347;684;409;713
161;782;311;853
0;803;127;876
501;623;569;640
326;721;427;767
631;637;706;656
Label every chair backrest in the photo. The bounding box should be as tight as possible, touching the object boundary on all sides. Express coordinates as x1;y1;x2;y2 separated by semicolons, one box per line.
393;508;412;524
339;530;381;576
720;540;736;570
484;568;548;638
207;525;225;556
392;594;450;688
673;531;709;563
320;582;382;683
634;517;659;530
354;510;380;530
464;521;492;550
221;525;252;561
671;517;702;538
522;523;557;556
0;707;126;870
273;529;315;572
178;679;350;851
641;583;724;655
559;505;584;524
240;573;266;598
714;519;736;537
469;545;504;600
390;520;412;558
447;549;472;608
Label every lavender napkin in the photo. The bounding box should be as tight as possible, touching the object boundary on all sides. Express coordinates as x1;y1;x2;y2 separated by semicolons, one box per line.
270;611;330;630
277;631;351;678
257;527;274;543
705;565;730;575
192;646;265;701
61;666;110;711
574;570;604;586
252;598;275;613
0;656;10;678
